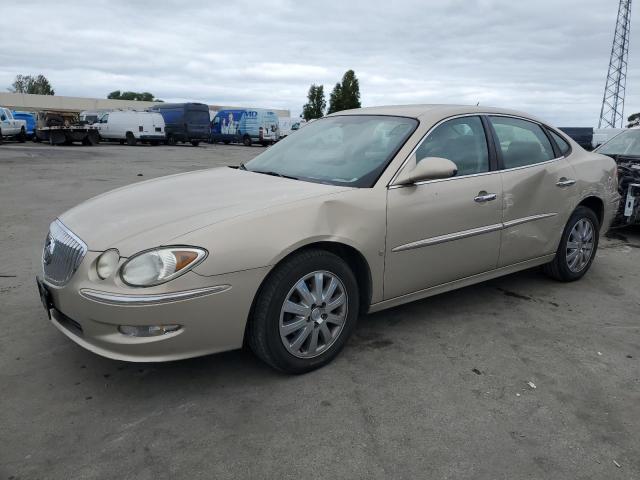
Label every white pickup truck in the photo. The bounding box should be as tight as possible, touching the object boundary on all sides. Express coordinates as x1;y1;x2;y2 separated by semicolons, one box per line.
0;107;27;144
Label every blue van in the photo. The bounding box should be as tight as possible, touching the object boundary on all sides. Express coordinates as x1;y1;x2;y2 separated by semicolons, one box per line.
148;103;210;146
210;109;280;146
12;111;36;139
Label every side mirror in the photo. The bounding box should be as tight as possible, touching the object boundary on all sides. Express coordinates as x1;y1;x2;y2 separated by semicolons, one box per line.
394;156;458;185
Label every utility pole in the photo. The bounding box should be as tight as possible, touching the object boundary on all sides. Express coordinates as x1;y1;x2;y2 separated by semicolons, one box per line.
599;0;633;128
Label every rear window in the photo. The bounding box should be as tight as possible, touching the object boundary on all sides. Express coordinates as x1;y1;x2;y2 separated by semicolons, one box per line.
187;110;210;125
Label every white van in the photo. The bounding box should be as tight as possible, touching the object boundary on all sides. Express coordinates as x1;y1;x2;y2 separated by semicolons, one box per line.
278;116;293;139
96;111;165;145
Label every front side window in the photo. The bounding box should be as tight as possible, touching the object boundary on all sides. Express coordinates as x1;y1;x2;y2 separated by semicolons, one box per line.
415;116;489;176
490;116;555;168
244;115;418;187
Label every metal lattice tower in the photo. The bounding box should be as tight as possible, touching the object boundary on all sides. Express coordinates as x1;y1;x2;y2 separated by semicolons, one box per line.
599;0;633;128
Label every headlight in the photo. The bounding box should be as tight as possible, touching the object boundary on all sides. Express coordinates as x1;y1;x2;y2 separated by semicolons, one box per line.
120;247;207;287
96;249;120;279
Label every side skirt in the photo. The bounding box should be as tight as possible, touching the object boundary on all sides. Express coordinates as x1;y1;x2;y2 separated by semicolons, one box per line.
368;254;555;313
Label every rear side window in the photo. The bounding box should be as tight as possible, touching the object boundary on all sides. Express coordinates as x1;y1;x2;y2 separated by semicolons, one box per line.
548;129;571;156
415;116;489;176
490;116;555;168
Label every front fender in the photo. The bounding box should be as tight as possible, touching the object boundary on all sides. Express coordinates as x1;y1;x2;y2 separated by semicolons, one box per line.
182;188;388;303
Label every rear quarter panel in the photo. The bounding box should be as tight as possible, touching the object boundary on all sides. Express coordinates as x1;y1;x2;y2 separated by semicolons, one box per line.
564;145;619;230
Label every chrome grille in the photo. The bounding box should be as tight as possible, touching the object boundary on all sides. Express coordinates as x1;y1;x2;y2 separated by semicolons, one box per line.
42;220;87;286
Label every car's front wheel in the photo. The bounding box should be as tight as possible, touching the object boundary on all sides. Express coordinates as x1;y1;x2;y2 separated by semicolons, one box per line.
544;206;599;282
248;249;359;373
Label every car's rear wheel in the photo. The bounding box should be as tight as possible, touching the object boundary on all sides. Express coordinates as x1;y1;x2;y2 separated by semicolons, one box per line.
243;135;252;147
248;249;359;373
191;140;200;147
544;206;599;282
126;132;137;146
166;135;176;146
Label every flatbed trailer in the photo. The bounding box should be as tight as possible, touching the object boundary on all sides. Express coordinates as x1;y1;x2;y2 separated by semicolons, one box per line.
35;125;100;145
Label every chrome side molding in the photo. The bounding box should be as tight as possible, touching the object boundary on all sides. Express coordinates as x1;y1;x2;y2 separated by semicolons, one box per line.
393;213;558;252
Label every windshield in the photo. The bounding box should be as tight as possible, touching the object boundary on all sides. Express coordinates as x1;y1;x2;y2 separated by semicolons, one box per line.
244;115;418;187
596;129;640;156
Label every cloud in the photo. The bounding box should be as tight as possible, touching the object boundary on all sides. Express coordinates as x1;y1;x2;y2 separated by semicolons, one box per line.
0;0;635;125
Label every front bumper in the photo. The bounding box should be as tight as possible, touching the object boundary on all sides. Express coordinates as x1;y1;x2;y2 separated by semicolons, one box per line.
39;251;269;362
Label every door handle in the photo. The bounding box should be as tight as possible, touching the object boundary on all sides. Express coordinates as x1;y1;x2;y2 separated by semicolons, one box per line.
474;192;497;203
556;178;576;187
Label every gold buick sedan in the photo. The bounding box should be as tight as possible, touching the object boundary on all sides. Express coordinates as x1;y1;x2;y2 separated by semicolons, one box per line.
37;105;619;373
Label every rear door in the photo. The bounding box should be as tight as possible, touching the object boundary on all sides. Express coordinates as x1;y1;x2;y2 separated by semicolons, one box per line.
489;115;578;267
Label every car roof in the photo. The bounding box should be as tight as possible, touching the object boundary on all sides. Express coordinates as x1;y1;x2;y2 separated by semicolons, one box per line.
328;104;548;124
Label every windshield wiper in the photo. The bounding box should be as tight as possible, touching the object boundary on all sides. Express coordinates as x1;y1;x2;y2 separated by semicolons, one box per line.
250;170;299;180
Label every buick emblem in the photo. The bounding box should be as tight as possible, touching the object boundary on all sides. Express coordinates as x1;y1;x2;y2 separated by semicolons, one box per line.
43;235;55;265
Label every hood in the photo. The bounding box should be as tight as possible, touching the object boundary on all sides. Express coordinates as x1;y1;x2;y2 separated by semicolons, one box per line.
59;167;349;255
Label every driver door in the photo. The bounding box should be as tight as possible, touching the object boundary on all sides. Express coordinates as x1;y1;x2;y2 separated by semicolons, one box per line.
384;115;503;299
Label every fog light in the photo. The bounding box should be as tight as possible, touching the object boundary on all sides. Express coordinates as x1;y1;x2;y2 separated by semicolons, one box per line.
118;324;181;337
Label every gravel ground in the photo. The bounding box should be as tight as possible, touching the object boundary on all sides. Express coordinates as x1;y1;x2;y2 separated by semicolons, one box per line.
1;142;638;480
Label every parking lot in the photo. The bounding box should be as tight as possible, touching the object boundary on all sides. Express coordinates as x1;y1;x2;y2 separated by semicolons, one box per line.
1;142;639;479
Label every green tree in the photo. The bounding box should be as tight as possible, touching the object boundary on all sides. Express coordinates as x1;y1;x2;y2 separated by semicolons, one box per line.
327;70;361;114
338;69;361;110
107;90;163;102
327;82;343;114
10;74;55;95
302;84;326;120
628;112;640;127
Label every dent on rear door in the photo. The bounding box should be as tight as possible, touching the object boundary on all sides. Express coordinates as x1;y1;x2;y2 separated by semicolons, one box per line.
499;158;577;267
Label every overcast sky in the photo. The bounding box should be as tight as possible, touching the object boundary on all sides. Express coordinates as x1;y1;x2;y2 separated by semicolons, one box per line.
1;0;637;126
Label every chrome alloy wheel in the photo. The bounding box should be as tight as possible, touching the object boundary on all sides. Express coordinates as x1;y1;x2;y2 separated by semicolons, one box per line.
279;270;348;358
566;218;595;273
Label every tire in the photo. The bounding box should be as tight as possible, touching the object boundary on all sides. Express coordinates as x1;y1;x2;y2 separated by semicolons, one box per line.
88;132;99;145
150;140;159;146
126;132;137;146
191;140;200;147
0;129;3;145
119;139;125;145
223;140;231;145
243;135;252;147
543;206;600;282
18;128;26;143
166;135;176;146
247;249;359;374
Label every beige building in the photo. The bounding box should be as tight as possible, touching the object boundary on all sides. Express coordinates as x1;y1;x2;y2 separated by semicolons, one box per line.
0;92;290;118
